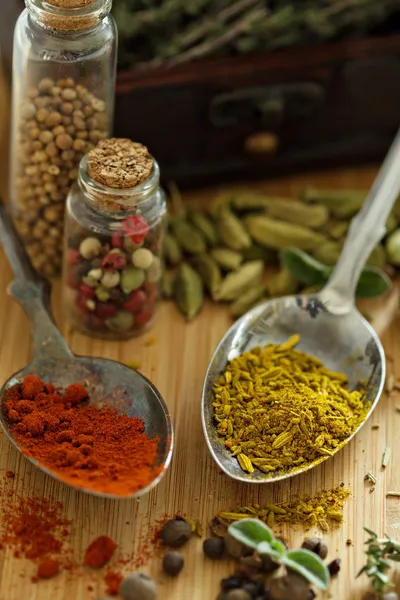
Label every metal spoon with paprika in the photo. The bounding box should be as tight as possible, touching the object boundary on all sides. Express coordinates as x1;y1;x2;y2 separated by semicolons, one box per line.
0;203;173;499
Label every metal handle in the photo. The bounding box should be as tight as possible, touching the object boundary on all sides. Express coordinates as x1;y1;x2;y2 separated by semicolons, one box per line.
321;127;400;315
0;203;73;361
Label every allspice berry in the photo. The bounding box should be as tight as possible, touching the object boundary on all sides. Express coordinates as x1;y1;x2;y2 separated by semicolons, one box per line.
301;537;328;559
119;573;157;600
162;551;184;577
224;533;250;559
203;537;225;559
160;518;192;548
267;573;310;600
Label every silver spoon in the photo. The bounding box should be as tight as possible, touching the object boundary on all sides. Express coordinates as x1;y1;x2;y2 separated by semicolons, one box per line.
202;129;400;483
0;204;173;498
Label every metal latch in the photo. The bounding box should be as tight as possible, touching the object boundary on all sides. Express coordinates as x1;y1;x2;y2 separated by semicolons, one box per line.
209;82;325;128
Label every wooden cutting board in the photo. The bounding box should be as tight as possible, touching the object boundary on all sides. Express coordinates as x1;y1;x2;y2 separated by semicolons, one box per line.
0;59;399;599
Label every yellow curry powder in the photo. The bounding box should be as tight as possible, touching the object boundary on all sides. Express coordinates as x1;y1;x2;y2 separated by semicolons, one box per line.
216;486;350;532
212;334;369;475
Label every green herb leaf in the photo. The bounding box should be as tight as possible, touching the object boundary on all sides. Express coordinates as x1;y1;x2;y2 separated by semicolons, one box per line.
355;268;392;299
283;549;330;590
257;540;283;561
228;519;273;549
387;554;400;562
270;538;286;556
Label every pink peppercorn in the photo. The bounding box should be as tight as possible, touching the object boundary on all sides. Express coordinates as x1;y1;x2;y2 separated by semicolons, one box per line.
123;290;147;313
96;302;118;319
79;283;96;298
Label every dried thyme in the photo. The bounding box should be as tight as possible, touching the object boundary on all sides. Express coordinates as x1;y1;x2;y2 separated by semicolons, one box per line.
212;334;369;476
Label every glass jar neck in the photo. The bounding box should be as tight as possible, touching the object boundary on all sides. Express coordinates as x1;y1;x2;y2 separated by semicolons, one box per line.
78;154;161;217
25;0;112;32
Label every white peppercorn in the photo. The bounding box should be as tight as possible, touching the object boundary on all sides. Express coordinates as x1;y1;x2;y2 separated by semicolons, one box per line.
132;248;154;270
79;237;102;259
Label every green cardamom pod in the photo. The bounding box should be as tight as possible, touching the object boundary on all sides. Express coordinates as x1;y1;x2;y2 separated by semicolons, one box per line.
218;207;252;251
267;268;298;297
171;218;206;255
241;244;278;265
386;228;400;265
264;197;329;229
229;285;267;318
162;270;175;299
175;263;204;319
211;247;243;271
386;213;398;234
208;192;232;217
312;241;341;266
232;192;270;211
300;187;365;218
367;244;387;269
245;215;326;251
193;254;222;295
188;210;219;246
325;220;348;240
214;260;264;301
164;233;182;266
392;195;400;219
313;241;387;269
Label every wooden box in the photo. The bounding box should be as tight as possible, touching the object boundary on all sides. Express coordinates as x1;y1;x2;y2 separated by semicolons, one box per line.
2;2;400;187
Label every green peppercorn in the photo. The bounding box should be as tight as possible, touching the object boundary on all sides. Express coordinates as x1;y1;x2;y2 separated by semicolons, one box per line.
121;266;146;294
120;573;157;600
162;551;184;576
160;518;192;548
105;311;134;333
203;537;225;559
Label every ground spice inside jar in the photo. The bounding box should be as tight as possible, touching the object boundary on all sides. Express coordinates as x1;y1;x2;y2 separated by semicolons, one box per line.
4;375;162;496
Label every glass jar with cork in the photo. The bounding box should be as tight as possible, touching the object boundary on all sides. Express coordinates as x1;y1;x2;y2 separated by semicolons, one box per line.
63;138;167;340
9;0;117;278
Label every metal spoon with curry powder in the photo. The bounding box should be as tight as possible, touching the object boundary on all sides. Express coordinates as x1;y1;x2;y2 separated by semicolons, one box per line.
202;128;400;484
0;203;173;499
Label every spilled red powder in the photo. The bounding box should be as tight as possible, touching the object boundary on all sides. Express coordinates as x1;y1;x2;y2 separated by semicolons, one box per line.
0;495;71;560
84;536;117;568
5;471;15;478
37;558;60;579
105;569;123;596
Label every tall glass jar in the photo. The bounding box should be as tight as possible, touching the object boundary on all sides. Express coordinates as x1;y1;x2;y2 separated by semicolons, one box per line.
9;0;117;278
63;138;167;340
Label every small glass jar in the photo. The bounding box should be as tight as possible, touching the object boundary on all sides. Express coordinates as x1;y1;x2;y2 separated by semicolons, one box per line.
9;0;117;278
63;144;167;340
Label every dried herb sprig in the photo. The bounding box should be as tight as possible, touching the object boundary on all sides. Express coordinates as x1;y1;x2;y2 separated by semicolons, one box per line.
357;528;400;593
229;518;330;590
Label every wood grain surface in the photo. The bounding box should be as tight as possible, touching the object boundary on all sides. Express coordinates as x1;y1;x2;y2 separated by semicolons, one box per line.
0;59;399;600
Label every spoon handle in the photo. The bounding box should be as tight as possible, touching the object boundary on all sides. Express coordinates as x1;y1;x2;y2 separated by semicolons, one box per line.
321;128;400;315
0;202;73;361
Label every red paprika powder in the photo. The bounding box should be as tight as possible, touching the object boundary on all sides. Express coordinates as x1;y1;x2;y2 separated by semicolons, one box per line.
84;535;117;568
4;376;161;496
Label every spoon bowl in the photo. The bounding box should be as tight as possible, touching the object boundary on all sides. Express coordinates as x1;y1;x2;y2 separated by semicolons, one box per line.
202;127;400;484
0;205;173;499
201;293;384;483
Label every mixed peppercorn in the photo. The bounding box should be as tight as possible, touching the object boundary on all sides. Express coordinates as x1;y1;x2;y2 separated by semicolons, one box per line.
65;214;163;338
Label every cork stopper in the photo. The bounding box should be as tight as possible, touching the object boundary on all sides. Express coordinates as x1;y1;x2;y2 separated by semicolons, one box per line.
45;0;96;8
88;139;154;189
